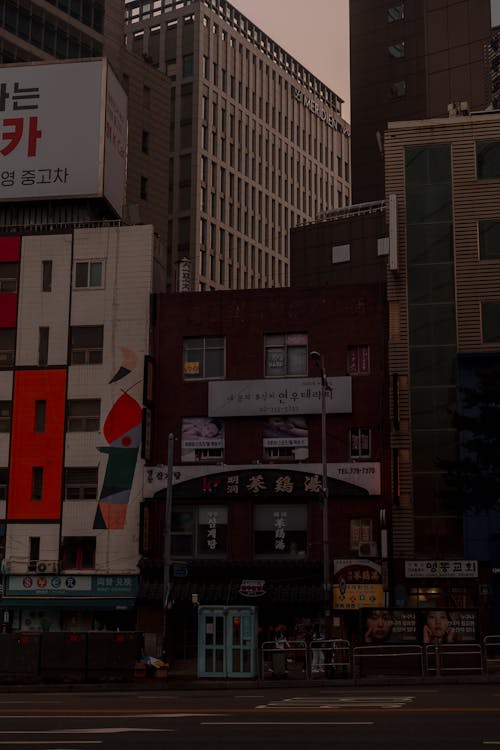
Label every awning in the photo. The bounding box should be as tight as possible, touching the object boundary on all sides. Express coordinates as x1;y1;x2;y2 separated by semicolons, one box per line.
138;580;323;604
0;598;136;611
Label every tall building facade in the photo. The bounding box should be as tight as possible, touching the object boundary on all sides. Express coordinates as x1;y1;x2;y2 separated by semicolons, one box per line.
350;0;492;203
124;0;351;291
0;1;170;248
385;111;500;625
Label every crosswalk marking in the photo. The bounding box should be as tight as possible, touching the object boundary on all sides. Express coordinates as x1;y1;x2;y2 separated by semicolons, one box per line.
257;695;415;710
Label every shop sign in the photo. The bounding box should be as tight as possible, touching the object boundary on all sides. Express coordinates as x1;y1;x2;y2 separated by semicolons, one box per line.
239;580;266;597
6;574;138;597
333;559;384;610
360;608;479;644
405;560;478;578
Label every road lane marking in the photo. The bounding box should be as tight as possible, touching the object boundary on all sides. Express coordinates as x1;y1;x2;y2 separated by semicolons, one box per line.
259;695;415;710
0;729;171;735
202;721;374;726
0;743;101;746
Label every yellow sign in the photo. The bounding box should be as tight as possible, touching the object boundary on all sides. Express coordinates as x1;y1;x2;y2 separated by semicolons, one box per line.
184;361;200;374
333;583;384;610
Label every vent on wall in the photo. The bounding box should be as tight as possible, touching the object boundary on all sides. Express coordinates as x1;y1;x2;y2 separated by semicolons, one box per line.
358;541;378;558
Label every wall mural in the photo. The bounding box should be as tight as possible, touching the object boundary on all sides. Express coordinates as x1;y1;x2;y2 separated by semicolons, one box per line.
93;348;142;530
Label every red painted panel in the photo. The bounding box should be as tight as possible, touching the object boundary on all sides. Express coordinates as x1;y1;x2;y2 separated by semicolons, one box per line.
8;370;67;521
0;293;17;328
0;236;20;262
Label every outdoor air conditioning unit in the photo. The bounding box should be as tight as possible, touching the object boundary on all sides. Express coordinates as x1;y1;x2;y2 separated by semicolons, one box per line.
358;541;378;558
35;561;58;574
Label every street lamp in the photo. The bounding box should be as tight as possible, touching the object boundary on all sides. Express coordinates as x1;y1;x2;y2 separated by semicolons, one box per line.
310;350;331;633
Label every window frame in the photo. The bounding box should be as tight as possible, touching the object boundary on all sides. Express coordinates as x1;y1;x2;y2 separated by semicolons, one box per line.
70;325;103;365
347;345;370;375
349;427;372;459
61;536;96;570
254;504;308;558
183;336;225;380
0;402;11;433
67;399;101;432
171;506;228;559
349;518;373;551
64;467;99;500
74;260;104;290
264;333;308;377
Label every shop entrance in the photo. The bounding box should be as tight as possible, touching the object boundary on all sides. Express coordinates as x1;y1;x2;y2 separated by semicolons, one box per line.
197;605;258;678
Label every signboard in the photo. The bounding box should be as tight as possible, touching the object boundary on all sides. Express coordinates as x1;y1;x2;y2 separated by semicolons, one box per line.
404;560;478;578
360;608;479;644
239;580;266;598
208;377;352;417
6;574;138;597
333;559;383;610
181;417;224;462
144;462;381;498
0;59;127;216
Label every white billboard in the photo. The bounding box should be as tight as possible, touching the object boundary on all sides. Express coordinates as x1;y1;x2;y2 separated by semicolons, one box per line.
0;59;127;216
208;377;352;417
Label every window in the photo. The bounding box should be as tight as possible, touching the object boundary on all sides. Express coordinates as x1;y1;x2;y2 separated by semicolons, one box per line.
42;260;52;292
0;469;7;500
64;467;98;500
479;220;500;259
74;260;103;289
183;336;225;379
183;53;194;77
347;345;370;375
482;301;500;342
67;399;100;432
0;329;15;367
477;141;500;179
332;244;350;264
70;326;103;364
265;333;307;376
0;402;11;433
254;505;307;557
29;536;40;564
349;428;371;458
140;176;148;200
32;466;43;500
388;42;405;58
35;401;46;433
61;536;96;570
38;326;49;366
171;507;227;557
0;263;17;292
387;4;404;22
141;130;149;154
350;518;373;551
389;80;406;98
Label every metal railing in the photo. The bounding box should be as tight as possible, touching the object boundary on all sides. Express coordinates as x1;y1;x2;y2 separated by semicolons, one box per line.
353;644;424;679
424;643;483;676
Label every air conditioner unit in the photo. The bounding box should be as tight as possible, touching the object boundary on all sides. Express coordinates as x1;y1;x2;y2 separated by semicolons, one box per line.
358;541;378;558
35;561;58;574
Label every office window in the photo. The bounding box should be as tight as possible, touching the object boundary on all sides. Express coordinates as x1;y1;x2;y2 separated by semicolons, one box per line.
0;263;17;292
171;507;227;557
67;399;100;432
389;80;406;98
64;467;98;500
183;336;225;379
347;345;370;375
349;428;371;458
32;466;43;500
482;302;500;342
265;333;307;376
35;400;46;433
42;260;52;292
141;130;149;154
350;518;373;551
254;505;307;557
38;326;49;366
70;326;103;365
0;329;15;367
477;141;500;179
74;261;103;289
182;53;194;77
140;176;148;200
29;536;40;564
388;42;405;58
0;469;8;501
387;4;404;22
61;536;96;570
0;402;11;432
479;220;500;259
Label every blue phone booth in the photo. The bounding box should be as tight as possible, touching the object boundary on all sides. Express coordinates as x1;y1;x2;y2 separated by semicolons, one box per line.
197;605;258;678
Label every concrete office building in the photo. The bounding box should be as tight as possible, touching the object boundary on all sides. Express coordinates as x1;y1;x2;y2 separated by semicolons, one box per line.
124;0;350;291
0;1;170;248
350;0;493;203
385;111;500;625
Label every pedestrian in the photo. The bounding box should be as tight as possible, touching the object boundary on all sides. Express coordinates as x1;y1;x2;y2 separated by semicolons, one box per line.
272;625;289;678
311;624;325;674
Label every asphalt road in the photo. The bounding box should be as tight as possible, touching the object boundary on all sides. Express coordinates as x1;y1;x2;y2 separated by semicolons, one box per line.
0;684;499;749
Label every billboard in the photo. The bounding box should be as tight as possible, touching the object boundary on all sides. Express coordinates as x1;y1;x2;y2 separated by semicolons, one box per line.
359;608;479;644
333;559;384;610
0;59;127;216
208;377;352;417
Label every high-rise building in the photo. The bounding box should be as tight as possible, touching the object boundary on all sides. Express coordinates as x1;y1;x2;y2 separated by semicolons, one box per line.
124;0;351;291
0;1;170;247
350;0;493;203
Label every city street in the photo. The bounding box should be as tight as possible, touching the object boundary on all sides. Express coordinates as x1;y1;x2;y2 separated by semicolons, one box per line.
0;684;499;749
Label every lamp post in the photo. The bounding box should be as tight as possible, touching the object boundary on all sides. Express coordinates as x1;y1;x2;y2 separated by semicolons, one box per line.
310;350;331;632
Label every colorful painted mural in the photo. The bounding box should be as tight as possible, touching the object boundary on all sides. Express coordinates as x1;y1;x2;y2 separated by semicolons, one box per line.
93;353;142;530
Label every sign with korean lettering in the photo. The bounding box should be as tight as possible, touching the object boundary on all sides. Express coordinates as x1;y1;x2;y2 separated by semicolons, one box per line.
208;377;352;417
0;60;127;215
360;608;479;644
144;462;381;498
404;560;478;578
333;559;384;610
6;574;138;597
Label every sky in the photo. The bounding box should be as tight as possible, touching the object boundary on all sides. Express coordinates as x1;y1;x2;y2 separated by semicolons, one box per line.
231;0;350;121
